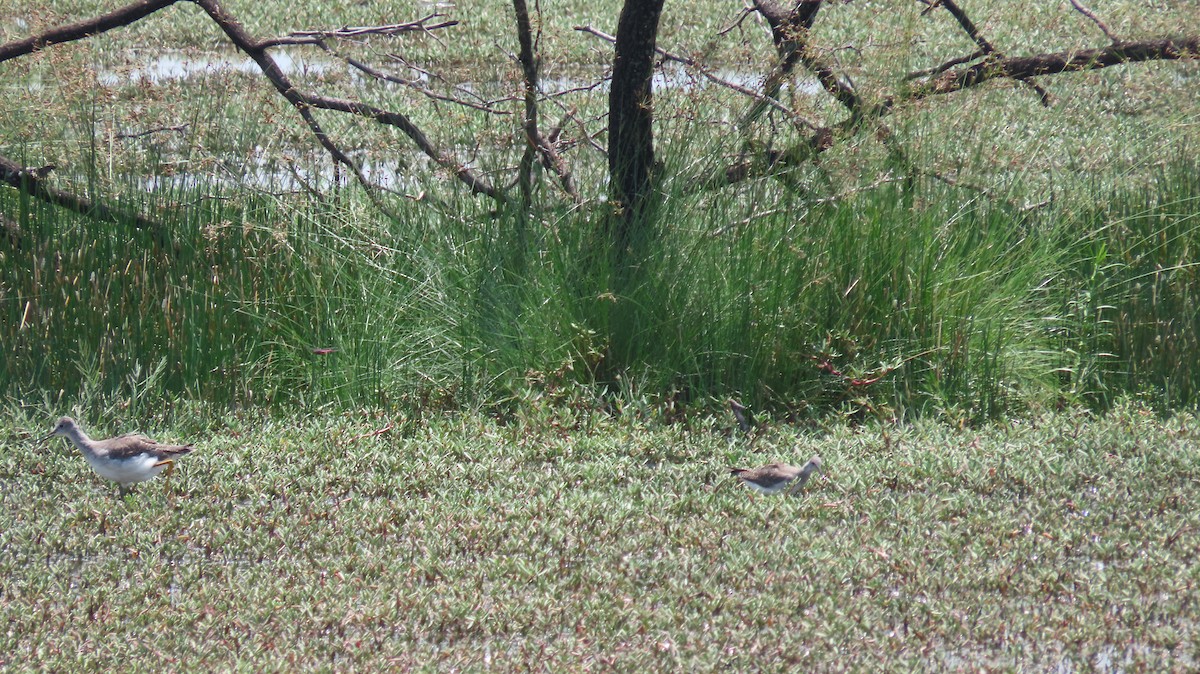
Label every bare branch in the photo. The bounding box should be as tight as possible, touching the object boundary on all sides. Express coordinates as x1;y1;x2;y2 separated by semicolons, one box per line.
336;50;515;115
575;24;820;132
0;0;180;63
718;7;755;37
899;36;1200;103
925;0;1052;105
904;50;984;80
189;0;402;214
386;53;517;110
929;0;998;55
545;102;607;156
191;0;503;204
258;17;459;48
0;153;172;248
116;124;189;140
514;0;579;204
745;1;863;125
1068;0;1121;44
0;0;504;206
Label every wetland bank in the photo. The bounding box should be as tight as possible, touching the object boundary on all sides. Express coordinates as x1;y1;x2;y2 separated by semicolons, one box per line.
1;0;1199;669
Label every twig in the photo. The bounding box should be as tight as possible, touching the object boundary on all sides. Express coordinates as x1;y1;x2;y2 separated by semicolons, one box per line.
1068;0;1120;44
904;50;984;80
347;423;394;444
575;24;820;132
258;15;458;48
718;7;754;37
386;53;515;110
116;123;189;139
545;101;607;156
339;51;514;115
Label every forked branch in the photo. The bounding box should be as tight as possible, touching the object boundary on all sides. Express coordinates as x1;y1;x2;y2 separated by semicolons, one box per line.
0;154;172;248
897;36;1200;104
0;0;505;208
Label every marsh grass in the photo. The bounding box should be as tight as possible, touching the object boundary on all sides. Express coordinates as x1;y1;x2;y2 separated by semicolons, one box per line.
2;149;1199;416
2;403;1198;669
1;1;1199;416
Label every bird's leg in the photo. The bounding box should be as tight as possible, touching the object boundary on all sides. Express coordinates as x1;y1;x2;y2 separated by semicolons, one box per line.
785;477;808;496
155;459;175;495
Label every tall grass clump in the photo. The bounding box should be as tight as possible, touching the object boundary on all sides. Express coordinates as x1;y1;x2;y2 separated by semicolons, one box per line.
555;155;1067;419
3;150;1197;418
0;174;496;413
1057;156;1200;409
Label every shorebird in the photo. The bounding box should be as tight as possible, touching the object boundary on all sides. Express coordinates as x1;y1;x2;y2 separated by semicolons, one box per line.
43;416;195;496
730;456;822;496
729;398;756;433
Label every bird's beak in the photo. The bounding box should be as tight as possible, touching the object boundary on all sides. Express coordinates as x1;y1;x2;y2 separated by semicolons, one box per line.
40;431;57;443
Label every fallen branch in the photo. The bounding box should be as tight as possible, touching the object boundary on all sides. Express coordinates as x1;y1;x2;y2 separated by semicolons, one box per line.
925;0;1051;105
897;36;1200;104
0;0;179;62
0;154;173;249
259;15;459;48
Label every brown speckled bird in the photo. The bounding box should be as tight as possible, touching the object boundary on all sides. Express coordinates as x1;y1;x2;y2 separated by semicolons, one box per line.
730;456;822;496
43;416;195;496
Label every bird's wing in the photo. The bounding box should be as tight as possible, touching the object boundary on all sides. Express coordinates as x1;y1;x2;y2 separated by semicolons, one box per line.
735;464;799;487
96;433;193;459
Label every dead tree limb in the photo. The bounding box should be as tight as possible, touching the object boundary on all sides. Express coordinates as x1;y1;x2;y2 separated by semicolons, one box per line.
0;0;180;62
720;1;1198;191
895;36;1200;105
514;0;579;206
1068;0;1120;44
711;0;861;190
0;154;172;249
576;25;819;132
749;0;861;123
742;0;835;128
0;0;505;210
927;0;1051;105
191;0;502;206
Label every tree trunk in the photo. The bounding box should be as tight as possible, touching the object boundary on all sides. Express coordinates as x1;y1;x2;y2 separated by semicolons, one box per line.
607;0;665;252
